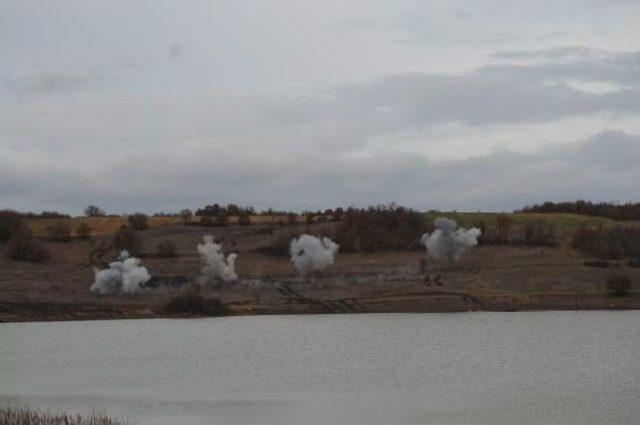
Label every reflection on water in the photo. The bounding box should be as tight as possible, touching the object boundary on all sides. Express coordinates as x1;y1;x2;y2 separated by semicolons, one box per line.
1;312;638;425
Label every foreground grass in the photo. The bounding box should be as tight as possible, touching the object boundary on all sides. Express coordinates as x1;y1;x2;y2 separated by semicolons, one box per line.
424;211;617;231
0;406;127;425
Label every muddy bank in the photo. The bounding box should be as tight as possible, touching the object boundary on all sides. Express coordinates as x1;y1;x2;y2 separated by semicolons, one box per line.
1;289;638;323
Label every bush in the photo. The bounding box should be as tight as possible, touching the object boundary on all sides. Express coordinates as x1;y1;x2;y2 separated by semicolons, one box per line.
214;212;228;227
48;220;72;242
304;213;315;224
76;221;92;239
6;225;49;262
113;227;141;255
179;208;193;224
237;213;251;226
495;214;512;244
606;273;631;297
571;226;640;260
287;213;298;225
335;204;427;252
0;210;22;242
158;239;177;257
84;205;106;217
128;213;149;230
472;219;488;245
164;289;228;316
523;220;557;246
200;216;214;227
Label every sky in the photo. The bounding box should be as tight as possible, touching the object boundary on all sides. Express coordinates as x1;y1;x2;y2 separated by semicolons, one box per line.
1;0;639;214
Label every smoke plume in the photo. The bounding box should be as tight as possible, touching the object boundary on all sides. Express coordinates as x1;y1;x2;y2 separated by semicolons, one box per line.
90;250;151;294
289;234;339;276
196;235;238;285
421;217;481;267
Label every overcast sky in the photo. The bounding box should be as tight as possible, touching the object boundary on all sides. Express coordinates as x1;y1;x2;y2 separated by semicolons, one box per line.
1;0;639;214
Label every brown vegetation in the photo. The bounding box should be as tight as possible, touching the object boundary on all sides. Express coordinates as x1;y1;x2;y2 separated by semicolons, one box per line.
0;210;22;242
5;225;50;262
84;205;106;217
76;221;92;239
335;204;427;252
48;220;72;242
157;239;177;257
522;220;557;246
164;289;228;316
570;226;640;259
112;227;141;255
495;214;513;245
0;406;126;425
606;273;632;297
127;213;149;230
237;213;251;226
199;216;214;227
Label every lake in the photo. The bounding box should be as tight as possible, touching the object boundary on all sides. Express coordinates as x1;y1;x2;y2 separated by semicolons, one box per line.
1;312;638;424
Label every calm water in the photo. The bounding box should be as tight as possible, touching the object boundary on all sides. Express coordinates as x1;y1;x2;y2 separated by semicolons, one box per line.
1;312;638;425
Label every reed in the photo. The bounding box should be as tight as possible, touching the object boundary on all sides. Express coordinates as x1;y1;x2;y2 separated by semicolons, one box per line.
0;406;128;425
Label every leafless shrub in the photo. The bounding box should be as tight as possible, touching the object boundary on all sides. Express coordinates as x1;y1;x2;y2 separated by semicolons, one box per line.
6;225;50;262
84;205;106;217
571;226;640;260
287;213;298;225
128;213;149;230
472;219;488;245
76;221;92;239
523;220;557;246
495;214;512;245
48;220;72;242
112;227;141;255
200;216;214;227
214;213;228;227
237;213;251;226
179;208;193;224
335;204;427;252
0;210;22;242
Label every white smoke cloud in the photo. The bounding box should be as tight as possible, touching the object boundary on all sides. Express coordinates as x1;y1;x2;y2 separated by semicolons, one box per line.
196;235;238;285
289;234;339;276
90;250;151;295
421;217;481;267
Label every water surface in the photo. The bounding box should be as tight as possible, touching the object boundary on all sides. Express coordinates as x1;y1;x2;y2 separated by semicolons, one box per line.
1;312;638;424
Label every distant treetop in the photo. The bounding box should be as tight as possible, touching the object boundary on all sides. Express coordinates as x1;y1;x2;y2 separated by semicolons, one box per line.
518;200;640;221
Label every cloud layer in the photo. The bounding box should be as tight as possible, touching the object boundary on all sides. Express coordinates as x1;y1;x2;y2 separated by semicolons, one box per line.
1;1;639;213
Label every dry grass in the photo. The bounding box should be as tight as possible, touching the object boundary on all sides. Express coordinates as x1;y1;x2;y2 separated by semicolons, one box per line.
0;406;127;425
25;215;304;237
424;211;617;232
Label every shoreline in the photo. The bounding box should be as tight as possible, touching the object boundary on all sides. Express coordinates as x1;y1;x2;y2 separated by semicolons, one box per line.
2;292;638;323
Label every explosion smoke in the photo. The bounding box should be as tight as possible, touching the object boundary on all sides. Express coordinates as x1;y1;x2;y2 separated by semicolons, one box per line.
289;234;339;276
421;217;481;267
196;235;238;285
90;250;151;294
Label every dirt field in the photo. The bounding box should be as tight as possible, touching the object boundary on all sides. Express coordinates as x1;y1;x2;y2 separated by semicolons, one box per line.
1;218;638;322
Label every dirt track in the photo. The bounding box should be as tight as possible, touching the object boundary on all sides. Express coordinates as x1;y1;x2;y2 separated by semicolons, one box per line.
0;222;638;322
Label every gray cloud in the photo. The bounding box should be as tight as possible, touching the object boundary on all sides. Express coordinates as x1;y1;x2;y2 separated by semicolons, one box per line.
6;68;107;97
483;49;640;86
493;46;611;61
1;130;637;214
